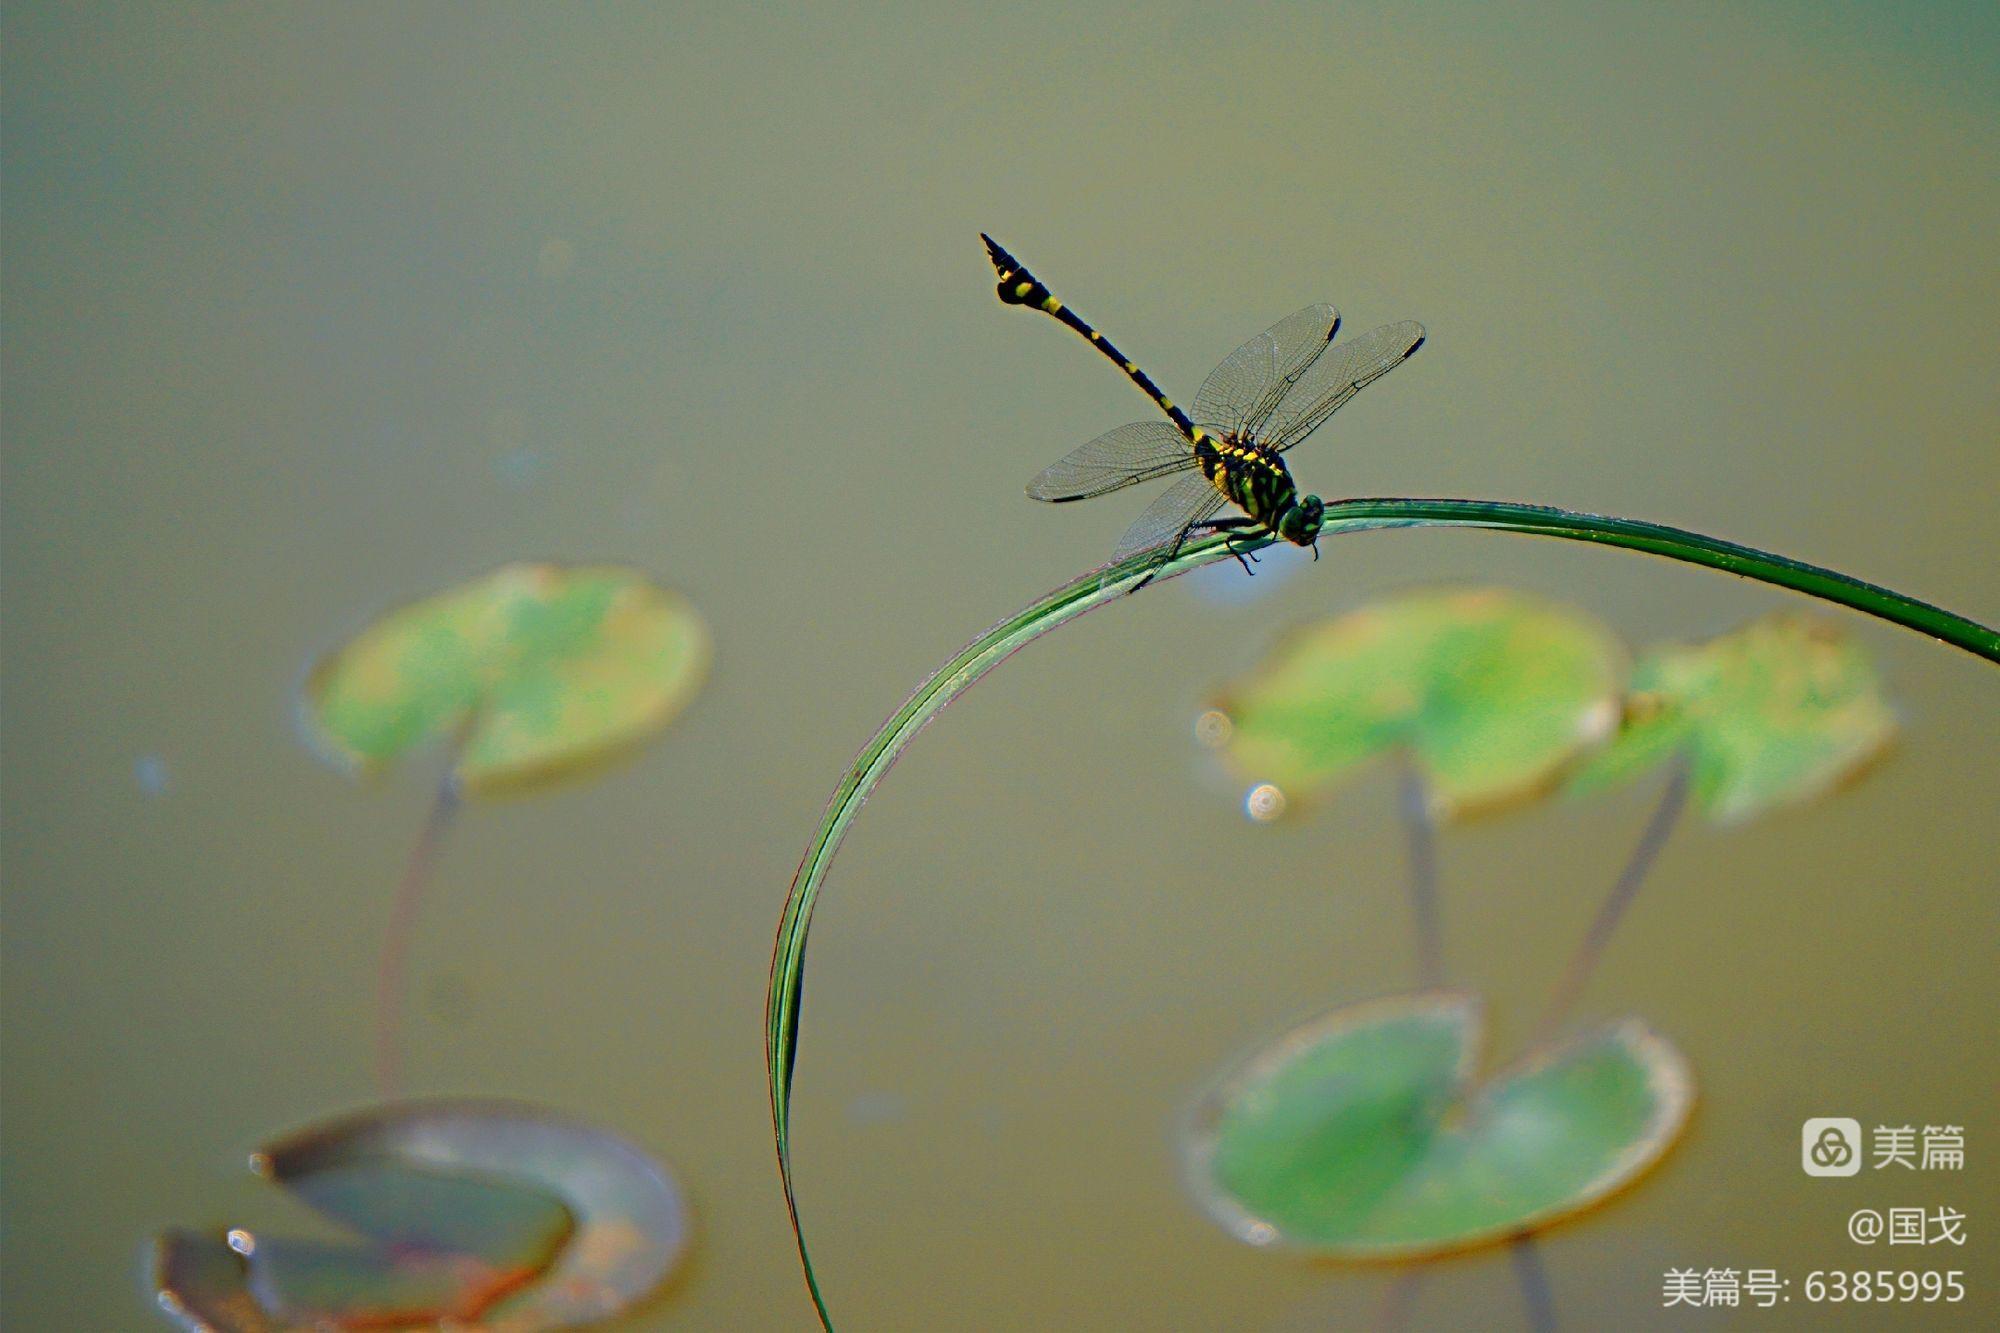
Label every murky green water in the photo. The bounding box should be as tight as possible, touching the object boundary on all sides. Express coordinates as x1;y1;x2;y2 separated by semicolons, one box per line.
4;4;1994;1328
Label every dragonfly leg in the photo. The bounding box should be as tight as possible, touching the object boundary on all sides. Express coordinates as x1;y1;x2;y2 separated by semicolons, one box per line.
1133;517;1264;590
1223;536;1260;575
1188;516;1266;576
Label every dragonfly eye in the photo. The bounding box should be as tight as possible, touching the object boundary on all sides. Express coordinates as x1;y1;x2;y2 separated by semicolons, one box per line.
1279;495;1325;545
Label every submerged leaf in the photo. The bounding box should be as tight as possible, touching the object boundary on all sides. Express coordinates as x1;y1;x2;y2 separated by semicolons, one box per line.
1567;613;1896;822
1207;588;1623;818
1182;992;1691;1258
152;1100;690;1331
304;564;708;793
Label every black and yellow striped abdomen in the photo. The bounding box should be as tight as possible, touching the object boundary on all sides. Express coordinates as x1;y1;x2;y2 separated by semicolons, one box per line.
983;234;1199;441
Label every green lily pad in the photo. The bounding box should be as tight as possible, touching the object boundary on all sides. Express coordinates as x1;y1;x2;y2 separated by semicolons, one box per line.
1566;613;1897;823
303;564;708;793
1181;992;1692;1259
1206;588;1624;818
152;1100;691;1331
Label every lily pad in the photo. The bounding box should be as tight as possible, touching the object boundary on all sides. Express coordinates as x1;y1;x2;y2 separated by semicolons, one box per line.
243;1234;539;1328
151;1100;691;1331
153;1231;277;1333
1566;613;1896;823
1181;992;1692;1259
303;564;708;793
1206;588;1623;818
237;1157;573;1327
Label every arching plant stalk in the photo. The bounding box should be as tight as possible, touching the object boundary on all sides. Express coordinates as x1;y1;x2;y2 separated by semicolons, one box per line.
768;498;1997;1329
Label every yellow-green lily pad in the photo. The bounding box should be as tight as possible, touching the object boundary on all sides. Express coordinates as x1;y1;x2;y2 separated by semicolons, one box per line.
151;1100;691;1331
303;564;708;793
1206;588;1624;818
1181;992;1692;1259
1566;613;1897;823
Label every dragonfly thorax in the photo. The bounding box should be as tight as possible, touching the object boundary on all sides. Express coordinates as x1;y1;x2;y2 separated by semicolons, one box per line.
1198;435;1319;543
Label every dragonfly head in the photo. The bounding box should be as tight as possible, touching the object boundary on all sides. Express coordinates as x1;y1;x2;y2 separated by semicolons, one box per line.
1277;494;1325;546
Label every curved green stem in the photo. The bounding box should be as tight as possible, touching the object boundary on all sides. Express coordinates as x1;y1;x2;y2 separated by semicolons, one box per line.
767;497;1997;1329
1319;498;1996;660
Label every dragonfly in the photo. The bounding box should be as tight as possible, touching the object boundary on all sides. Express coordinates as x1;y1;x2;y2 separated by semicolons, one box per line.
982;234;1425;587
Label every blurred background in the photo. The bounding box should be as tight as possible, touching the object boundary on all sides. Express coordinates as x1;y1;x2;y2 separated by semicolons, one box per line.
3;2;1994;1328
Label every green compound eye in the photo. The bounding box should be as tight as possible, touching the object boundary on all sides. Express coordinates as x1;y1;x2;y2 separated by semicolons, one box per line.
1277;495;1324;543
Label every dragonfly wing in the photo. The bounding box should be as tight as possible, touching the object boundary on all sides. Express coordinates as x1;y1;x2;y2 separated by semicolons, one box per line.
1112;472;1227;565
1264;320;1426;454
1025;420;1197;502
1192;304;1339;438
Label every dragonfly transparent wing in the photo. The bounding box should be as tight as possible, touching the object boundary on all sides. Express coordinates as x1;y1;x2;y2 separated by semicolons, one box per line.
1192;304;1339;438
1025;419;1197;501
1263;320;1426;454
1112;472;1227;566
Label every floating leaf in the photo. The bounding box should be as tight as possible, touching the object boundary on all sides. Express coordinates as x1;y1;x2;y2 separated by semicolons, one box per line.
304;564;708;793
151;1100;691;1331
1182;992;1692;1258
243;1235;528;1328
153;1231;277;1333
1207;588;1623;818
241;1158;572;1326
1566;613;1896;822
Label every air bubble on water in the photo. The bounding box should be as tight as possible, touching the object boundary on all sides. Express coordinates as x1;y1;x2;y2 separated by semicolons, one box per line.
1244;783;1287;823
1194;709;1233;748
1576;696;1620;744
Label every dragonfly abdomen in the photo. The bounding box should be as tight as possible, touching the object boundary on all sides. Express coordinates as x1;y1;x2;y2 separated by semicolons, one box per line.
982;234;1198;441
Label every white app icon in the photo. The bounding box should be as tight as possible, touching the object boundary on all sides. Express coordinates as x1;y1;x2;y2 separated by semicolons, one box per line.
1802;1117;1862;1177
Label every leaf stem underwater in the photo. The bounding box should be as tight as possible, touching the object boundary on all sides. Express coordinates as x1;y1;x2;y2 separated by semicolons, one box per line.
374;768;462;1097
1396;762;1445;988
767;496;1998;1328
1538;757;1692;1043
